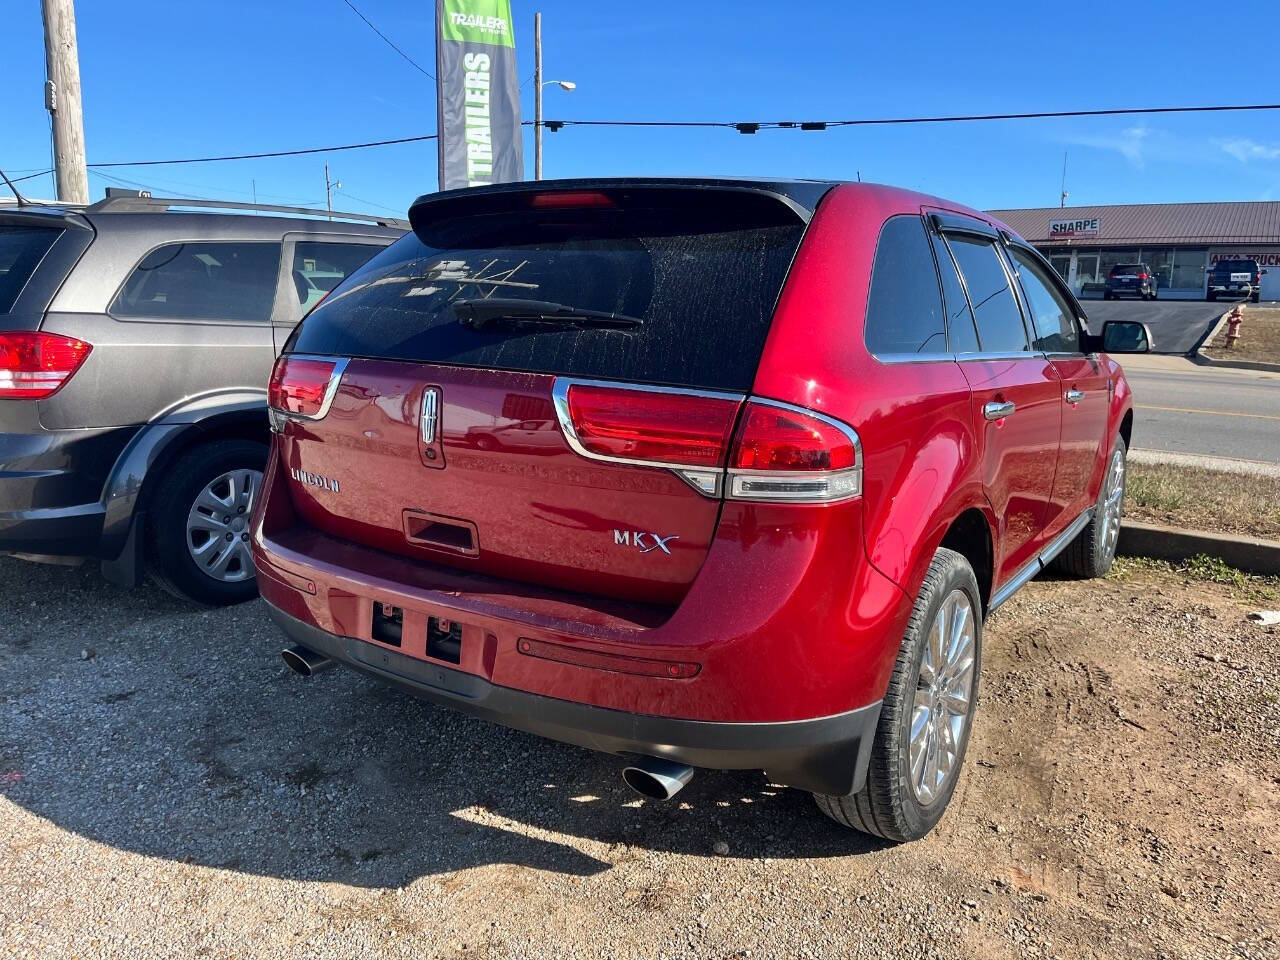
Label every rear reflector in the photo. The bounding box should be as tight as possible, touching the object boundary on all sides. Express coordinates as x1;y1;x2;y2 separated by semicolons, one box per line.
517;636;700;679
0;331;92;399
560;382;740;468
267;354;347;430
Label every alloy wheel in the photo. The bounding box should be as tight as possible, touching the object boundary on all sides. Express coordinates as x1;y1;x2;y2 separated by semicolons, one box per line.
1098;448;1125;563
909;589;976;806
185;468;262;582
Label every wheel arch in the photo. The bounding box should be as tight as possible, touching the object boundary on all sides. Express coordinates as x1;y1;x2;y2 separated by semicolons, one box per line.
99;392;270;559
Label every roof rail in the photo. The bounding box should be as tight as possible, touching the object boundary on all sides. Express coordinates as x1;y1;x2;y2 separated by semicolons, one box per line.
84;191;408;228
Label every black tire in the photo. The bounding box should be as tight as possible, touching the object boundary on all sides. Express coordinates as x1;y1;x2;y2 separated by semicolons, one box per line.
814;547;982;842
1252;291;1261;303
1208;291;1217;302
1103;291;1113;300
147;438;268;605
1050;434;1127;580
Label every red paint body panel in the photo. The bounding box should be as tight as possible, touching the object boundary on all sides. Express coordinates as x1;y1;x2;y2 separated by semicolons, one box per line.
253;180;1135;735
277;361;727;606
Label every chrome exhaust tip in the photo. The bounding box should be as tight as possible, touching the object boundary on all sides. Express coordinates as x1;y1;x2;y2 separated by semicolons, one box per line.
281;645;333;678
621;757;695;801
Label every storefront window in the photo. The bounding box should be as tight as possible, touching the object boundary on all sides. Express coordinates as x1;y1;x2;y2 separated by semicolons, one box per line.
1075;254;1100;286
1170;248;1208;290
1139;248;1173;288
1049;254;1071;283
1098;249;1140;278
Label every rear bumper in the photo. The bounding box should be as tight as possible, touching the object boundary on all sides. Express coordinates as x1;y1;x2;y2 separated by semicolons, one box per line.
266;601;882;796
0;425;139;556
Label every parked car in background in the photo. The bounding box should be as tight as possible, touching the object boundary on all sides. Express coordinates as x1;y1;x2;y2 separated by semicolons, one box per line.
1207;257;1264;302
253;178;1150;841
0;190;404;603
1103;263;1158;300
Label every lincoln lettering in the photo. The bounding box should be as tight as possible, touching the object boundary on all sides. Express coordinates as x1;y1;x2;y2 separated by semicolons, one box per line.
291;468;339;494
463;52;493;185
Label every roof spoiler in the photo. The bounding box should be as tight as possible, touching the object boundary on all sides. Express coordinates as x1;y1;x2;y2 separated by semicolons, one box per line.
407;179;823;242
86;190;408;228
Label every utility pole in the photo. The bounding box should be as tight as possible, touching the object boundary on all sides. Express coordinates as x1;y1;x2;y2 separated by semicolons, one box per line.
41;0;89;204
324;163;340;220
534;12;543;180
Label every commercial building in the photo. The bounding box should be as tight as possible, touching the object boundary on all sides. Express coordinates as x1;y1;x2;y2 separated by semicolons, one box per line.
988;201;1280;300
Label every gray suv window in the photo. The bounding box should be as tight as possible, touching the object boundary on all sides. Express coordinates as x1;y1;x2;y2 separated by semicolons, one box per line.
945;234;1030;353
0;226;62;313
1010;248;1079;353
291;241;384;313
111;241;281;322
863;216;946;356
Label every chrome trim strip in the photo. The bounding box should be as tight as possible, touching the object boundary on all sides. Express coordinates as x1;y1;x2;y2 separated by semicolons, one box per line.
550;377;745;474
988;508;1094;613
874;350;1050;364
273;354;350;422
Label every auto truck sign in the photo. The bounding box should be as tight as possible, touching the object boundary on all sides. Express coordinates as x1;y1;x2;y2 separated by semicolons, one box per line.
1049;217;1101;239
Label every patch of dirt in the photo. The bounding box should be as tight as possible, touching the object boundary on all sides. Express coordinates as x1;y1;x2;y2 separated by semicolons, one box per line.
1;556;1278;958
1202;305;1280;365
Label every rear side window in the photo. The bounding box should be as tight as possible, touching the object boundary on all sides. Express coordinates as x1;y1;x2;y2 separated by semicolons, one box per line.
930;233;979;353
289;190;808;391
1216;259;1257;272
291;241;385;313
111;241;282;322
944;234;1029;353
0;226;62;313
1010;248;1079;353
863;216;945;356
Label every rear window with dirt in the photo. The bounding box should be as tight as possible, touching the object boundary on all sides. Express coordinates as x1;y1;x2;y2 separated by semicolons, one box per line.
287;189;812;391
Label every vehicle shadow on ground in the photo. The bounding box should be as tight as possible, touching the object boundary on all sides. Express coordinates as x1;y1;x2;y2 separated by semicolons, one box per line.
0;559;885;889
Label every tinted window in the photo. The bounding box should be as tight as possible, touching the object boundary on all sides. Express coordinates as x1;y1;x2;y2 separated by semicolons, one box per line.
930;232;979;353
944;234;1029;353
1011;248;1079;353
291;192;806;391
111;241;282;322
1216;259;1258;272
863;216;945;355
1109;264;1144;275
291;241;385;313
0;226;62;313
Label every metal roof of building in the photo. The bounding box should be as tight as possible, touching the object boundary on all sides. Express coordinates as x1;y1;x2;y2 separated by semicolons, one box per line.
987;201;1280;247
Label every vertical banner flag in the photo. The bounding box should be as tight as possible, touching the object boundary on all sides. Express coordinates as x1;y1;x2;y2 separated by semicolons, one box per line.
435;0;523;190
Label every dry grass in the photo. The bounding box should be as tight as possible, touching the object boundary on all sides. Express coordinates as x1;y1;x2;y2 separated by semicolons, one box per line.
1201;305;1280;364
1126;460;1280;540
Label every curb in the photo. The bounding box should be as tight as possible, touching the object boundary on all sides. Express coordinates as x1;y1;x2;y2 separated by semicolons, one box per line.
1192;304;1280;373
1118;520;1280;577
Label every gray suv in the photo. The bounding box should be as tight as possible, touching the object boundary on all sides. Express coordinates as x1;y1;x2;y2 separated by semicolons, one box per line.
0;189;404;603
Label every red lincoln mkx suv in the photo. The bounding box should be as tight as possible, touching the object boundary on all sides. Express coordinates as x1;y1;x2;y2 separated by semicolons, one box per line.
253;179;1149;841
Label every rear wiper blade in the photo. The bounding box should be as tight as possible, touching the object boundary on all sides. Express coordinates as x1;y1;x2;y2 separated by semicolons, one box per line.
452;298;644;330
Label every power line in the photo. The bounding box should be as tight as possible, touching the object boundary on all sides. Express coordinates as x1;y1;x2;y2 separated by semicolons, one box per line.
340;0;435;81
63;100;1280;172
89;133;439;168
9;168;54;184
544;102;1280;131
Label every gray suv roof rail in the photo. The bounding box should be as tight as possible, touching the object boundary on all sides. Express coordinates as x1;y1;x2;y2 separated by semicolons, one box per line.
85;192;408;228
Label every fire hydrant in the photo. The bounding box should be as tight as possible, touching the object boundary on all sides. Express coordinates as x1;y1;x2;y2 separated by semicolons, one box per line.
1225;307;1244;349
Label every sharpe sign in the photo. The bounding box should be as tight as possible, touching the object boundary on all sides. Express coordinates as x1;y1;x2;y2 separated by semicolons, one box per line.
1049;217;1101;239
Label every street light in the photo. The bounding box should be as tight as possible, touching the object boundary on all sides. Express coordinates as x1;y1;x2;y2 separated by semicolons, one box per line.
533;12;576;179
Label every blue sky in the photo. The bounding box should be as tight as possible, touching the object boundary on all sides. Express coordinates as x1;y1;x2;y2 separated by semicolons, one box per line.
3;0;1278;216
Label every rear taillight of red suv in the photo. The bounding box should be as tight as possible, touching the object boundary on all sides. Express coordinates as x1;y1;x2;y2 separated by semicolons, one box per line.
0;331;92;399
267;354;348;432
554;379;861;503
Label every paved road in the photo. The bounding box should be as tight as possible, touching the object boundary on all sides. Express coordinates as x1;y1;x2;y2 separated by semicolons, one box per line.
1083;299;1229;355
1122;360;1280;464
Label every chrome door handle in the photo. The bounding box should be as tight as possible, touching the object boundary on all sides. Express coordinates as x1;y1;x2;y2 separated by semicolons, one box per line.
983;400;1016;421
1065;389;1084;404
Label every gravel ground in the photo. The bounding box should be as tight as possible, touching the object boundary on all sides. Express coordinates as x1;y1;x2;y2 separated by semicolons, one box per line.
2;555;1278;959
